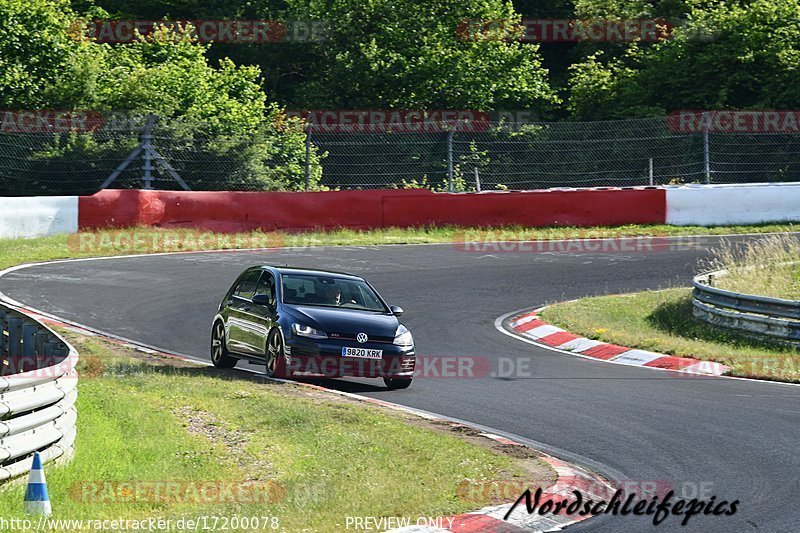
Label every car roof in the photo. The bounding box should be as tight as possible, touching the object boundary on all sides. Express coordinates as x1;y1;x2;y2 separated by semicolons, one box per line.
259;265;364;281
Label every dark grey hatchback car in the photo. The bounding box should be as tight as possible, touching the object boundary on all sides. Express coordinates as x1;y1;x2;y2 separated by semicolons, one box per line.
211;266;416;389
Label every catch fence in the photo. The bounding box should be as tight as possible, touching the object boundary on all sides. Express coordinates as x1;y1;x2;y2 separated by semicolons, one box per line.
1;115;799;195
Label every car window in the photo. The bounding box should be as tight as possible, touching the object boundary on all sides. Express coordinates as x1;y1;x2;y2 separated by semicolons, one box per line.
254;272;276;306
354;284;384;309
281;273;388;312
282;276;316;301
233;269;261;300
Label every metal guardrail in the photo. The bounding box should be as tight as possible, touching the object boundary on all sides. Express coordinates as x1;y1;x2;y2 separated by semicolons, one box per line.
692;270;800;344
0;304;78;482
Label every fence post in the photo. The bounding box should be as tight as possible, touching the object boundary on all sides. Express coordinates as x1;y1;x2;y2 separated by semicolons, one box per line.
447;128;455;192
648;157;654;186
100;113;190;191
475;167;481;192
141;114;154;190
304;124;311;192
702;112;711;184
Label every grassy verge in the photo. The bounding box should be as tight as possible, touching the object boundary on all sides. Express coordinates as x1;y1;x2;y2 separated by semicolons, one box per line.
706;233;800;300
1;223;797;271
0;333;554;531
541;288;800;382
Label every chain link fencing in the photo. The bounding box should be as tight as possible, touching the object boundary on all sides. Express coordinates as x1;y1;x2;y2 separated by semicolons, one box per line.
1;115;799;196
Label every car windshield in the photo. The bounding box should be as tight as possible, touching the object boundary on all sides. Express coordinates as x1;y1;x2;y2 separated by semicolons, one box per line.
281;274;389;312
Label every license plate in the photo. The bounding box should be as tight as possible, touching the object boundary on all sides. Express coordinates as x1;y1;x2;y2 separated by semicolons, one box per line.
342;347;383;359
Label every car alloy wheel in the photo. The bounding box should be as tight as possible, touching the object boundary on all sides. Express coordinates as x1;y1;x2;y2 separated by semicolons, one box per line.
266;329;292;379
211;322;237;368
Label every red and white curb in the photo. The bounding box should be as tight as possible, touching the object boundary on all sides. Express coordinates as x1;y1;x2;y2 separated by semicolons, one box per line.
389;439;613;532
2;301;614;533
504;309;731;376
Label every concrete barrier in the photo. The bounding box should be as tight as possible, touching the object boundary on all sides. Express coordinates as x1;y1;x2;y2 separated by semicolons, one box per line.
0;197;79;239
382;188;665;227
78;189;428;232
4;183;800;237
666;183;800;226
78;187;667;231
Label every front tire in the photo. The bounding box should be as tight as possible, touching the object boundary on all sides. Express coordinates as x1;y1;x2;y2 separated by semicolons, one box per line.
211;322;237;369
383;377;412;390
266;329;292;379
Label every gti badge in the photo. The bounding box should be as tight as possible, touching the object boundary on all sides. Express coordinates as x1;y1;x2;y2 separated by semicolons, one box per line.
356;332;368;344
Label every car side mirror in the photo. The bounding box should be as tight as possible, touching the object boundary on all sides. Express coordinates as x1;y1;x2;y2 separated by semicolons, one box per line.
252;294;274;308
390;305;403;316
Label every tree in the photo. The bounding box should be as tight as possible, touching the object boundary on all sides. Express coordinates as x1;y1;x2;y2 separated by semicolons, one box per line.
0;0;79;108
282;0;558;111
78;0;559;111
0;0;318;194
567;0;800;118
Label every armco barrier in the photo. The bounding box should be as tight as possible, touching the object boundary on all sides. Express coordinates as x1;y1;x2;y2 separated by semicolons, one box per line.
0;304;78;482
666;182;800;226
78;187;667;231
692;270;800;344
0;197;79;239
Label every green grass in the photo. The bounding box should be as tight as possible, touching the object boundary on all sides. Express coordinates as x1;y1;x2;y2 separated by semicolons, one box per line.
541;288;800;382
0;334;553;532
706;233;800;300
1;223;797;271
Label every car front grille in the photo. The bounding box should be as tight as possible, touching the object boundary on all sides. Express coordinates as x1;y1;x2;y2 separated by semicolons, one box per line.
326;333;395;344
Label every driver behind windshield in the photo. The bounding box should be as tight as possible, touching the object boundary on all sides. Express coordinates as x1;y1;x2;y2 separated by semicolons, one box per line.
321;282;357;306
322;283;342;305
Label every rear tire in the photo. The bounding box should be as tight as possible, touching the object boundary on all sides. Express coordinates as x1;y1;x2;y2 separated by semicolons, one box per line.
266;329;292;379
383;377;412;390
211;322;237;369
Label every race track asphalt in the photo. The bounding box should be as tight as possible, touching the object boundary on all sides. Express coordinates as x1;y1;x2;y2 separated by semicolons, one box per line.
1;236;798;532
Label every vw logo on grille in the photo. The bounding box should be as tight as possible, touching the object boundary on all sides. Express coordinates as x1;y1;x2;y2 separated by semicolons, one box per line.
356;332;369;344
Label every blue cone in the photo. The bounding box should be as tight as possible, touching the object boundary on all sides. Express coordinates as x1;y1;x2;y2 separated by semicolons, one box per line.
24;452;52;516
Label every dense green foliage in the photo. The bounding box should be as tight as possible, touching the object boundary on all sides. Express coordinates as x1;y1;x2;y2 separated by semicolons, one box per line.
1;0;799;192
568;0;800;118
0;0;79;108
4;0;799;121
0;0;319;192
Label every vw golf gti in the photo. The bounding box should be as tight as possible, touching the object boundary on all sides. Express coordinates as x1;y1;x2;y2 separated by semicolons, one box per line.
212;266;416;388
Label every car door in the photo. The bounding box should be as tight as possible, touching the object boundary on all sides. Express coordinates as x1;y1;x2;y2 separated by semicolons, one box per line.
239;271;277;358
227;268;262;354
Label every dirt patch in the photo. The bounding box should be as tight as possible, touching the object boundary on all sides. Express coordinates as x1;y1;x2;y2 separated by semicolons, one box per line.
171;405;274;481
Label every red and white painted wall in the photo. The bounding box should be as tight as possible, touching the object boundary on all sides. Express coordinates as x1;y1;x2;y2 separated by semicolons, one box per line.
2;182;799;238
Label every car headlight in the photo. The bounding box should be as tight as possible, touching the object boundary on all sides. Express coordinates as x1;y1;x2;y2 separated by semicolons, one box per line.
394;324;414;346
292;323;327;339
